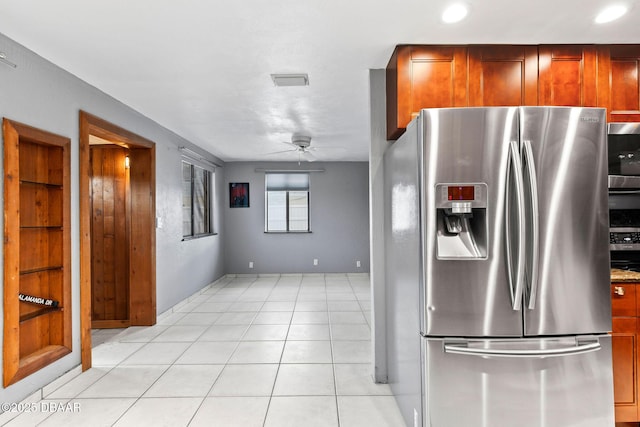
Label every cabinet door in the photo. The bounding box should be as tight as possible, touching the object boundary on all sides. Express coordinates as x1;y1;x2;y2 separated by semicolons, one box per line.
387;45;467;139
538;45;598;106
613;317;639;422
468;45;538;107
607;45;640;122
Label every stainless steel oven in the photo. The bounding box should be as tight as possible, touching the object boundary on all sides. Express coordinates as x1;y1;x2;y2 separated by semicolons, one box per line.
609;123;640;270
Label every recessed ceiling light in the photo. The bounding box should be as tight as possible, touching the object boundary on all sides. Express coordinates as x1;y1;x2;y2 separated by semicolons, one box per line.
271;73;309;87
595;4;628;23
442;3;468;23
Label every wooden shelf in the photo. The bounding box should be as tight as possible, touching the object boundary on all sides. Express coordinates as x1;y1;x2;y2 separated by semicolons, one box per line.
3;118;71;387
19;307;62;323
19;180;63;188
20;266;64;275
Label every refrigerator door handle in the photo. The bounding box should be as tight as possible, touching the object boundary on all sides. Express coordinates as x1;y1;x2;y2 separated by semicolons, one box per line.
523;140;539;310
443;338;601;358
506;140;526;311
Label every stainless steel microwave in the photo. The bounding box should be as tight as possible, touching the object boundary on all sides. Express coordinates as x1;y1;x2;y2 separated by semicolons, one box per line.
608;122;640;188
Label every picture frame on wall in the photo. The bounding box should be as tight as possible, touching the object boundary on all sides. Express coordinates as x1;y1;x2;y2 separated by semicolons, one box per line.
229;182;250;208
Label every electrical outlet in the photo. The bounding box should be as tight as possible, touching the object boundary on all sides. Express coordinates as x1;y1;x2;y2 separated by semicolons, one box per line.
313;259;318;266
249;261;254;269
356;260;361;268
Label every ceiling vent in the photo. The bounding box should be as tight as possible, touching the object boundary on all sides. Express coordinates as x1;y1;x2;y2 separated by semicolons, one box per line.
271;73;309;87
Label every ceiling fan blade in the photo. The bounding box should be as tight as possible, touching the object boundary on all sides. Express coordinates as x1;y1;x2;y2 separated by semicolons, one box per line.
267;149;298;155
280;141;299;148
302;150;317;162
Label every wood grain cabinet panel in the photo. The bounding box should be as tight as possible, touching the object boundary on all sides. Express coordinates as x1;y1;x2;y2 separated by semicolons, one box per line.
386;45;467;139
538;45;598;107
607;45;640;122
468;45;538;107
385;43;640;138
613;317;638;421
612;282;640;422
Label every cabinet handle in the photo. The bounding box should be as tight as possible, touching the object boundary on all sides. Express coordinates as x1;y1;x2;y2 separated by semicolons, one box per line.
614;286;625;296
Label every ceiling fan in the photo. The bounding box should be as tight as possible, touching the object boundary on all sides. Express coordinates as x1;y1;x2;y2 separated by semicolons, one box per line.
270;135;317;164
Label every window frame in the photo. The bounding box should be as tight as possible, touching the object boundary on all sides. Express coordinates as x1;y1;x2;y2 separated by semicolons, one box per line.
182;160;215;240
264;173;311;233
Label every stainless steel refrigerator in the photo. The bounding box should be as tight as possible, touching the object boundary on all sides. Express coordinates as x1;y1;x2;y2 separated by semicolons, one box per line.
384;107;614;427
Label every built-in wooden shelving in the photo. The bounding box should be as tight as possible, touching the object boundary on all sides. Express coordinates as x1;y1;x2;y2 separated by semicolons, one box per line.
3;118;71;387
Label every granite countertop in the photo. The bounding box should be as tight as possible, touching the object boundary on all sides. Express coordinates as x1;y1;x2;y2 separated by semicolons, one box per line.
611;268;640;283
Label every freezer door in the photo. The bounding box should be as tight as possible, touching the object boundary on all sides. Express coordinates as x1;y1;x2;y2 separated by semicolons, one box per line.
421;107;523;336
423;336;614;427
519;107;611;336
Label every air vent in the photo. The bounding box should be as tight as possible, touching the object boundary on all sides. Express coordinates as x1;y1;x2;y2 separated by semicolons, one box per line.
271;73;309;87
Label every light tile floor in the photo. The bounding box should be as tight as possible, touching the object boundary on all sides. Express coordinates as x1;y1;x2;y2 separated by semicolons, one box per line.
3;274;406;427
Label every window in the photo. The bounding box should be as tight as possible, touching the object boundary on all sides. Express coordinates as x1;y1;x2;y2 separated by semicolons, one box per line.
265;173;310;232
182;161;213;238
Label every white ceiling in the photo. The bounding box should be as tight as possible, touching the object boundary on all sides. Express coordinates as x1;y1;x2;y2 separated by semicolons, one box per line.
1;0;639;162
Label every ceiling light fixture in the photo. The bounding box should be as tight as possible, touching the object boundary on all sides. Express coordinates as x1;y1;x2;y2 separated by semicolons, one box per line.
442;3;468;23
271;73;309;87
595;4;628;23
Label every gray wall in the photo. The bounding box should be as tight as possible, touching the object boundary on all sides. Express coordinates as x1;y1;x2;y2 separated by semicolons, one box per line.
369;69;389;383
0;33;225;403
224;162;370;274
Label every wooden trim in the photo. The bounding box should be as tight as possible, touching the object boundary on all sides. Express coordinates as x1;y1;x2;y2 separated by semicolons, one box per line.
79;113;92;371
596;45;612;119
91;320;131;329
3;119;21;386
10;346;72;386
79;111;156;371
81;112;155;149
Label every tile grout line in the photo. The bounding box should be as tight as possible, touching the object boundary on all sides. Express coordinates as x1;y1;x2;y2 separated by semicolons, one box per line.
111;274;258;427
11;273;377;427
327;275;342;427
262;273;302;427
184;275;262;426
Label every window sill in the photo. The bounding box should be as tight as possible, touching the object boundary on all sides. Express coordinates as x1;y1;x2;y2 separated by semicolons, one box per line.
182;232;218;241
264;231;312;234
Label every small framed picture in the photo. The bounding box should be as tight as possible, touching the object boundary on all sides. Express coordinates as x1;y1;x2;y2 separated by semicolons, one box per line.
229;182;250;208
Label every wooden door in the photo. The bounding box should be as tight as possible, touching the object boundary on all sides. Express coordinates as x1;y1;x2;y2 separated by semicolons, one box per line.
387;45;467;139
538;45;598;106
607;45;640;122
128;147;156;326
613;318;639;421
612;283;640;422
90;146;130;328
468;45;538;107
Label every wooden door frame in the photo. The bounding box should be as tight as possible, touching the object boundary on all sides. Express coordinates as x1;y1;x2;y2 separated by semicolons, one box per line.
79;111;156;370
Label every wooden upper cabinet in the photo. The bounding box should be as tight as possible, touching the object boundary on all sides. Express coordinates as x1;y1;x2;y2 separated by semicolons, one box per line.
386;45;467;139
538;45;598;107
606;45;640;122
385;44;640;140
468;45;538;107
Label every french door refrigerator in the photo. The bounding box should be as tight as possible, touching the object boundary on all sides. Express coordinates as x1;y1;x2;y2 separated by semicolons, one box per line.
384;107;614;427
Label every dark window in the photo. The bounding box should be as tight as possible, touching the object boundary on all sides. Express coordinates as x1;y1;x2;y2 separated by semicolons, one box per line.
183;161;213;238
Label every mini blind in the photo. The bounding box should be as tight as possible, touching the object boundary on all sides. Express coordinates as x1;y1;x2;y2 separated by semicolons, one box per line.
266;173;309;191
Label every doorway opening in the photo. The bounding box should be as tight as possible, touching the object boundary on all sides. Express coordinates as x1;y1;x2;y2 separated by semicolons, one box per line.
79;111;156;370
